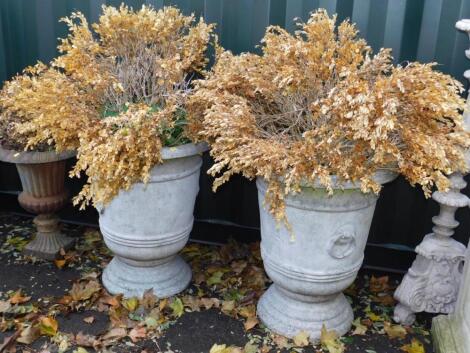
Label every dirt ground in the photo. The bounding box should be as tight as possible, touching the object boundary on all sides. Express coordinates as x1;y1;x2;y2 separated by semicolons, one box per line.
0;212;434;353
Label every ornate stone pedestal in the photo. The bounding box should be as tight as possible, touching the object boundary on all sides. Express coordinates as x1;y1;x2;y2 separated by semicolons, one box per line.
393;174;467;325
431;17;470;353
395;17;470;326
432;230;470;353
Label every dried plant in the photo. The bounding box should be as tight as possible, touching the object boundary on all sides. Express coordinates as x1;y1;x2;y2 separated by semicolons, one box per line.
188;10;470;224
57;5;215;207
0;63;98;152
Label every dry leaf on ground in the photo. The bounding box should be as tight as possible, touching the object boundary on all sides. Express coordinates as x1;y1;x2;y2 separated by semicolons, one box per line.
320;325;345;353
400;338;425;353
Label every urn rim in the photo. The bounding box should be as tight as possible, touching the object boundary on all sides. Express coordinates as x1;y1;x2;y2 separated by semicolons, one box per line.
0;146;75;164
257;169;398;191
160;142;209;160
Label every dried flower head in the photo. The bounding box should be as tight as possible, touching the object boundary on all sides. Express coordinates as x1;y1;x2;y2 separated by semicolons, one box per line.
60;5;215;207
188;10;470;224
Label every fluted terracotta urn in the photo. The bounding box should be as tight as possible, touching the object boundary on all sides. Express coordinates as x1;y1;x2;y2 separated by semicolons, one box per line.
0;146;75;259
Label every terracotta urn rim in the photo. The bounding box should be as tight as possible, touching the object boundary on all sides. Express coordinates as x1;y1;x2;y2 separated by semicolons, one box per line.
0;146;75;164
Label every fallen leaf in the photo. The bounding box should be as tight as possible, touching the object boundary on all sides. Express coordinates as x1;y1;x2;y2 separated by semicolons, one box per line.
75;332;96;347
272;334;289;349
10;290;31;304
209;344;230;353
57;295;73;306
0;300;12;313
351;317;367;335
73;348;89;353
365;306;383;322
159;298;168;311
207;271;224;286
400;339;425;353
38;316;59;336
16;325;40;344
243;343;258;353
54;259;67;269
231;260;247;274
320;325;345;353
83;316;95;324
128;327;146;342
169;297;184;317
293;330;309;347
100;294;121;307
70;280;101;302
243;317;258;331
0;331;19;352
384;321;407;340
221;300;235;315
144;316;158;329
101;327;127;345
370;276;390;293
238;305;256;319
200;297;220;310
122;297;139;312
141;289;157;309
56;333;70;353
6;236;28;251
361;318;374;327
373;293;395;306
182;295;201;312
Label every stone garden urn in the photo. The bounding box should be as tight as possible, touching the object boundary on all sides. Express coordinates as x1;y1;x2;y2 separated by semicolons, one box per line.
256;171;397;341
100;142;208;298
0;146;75;259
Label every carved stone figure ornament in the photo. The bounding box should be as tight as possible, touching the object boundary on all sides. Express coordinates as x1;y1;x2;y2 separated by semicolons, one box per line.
394;18;470;326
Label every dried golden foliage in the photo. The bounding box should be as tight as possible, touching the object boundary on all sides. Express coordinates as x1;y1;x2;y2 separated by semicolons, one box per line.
0;63;99;152
188;10;470;223
72;104;163;208
58;5;215;207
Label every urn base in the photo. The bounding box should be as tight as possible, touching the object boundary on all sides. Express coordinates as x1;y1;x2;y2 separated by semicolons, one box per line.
257;284;353;341
102;255;192;298
23;214;75;260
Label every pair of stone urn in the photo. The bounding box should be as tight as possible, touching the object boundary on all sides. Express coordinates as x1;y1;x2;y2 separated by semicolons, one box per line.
0;147;75;259
98;141;397;341
0;141;397;340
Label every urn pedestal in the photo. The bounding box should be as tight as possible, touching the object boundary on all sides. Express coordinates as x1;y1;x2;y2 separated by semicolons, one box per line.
432;240;470;353
431;17;470;353
100;143;207;298
394;18;470;325
256;172;396;341
0;147;75;260
393;174;467;325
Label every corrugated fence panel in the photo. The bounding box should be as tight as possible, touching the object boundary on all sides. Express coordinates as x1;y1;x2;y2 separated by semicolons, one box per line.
2;0;470;83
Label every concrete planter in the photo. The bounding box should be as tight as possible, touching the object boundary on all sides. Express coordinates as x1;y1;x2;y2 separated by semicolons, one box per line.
256;171;397;341
0;146;75;259
100;142;208;298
